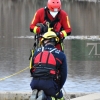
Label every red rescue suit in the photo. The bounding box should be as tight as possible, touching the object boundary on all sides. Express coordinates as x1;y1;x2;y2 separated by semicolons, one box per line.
30;7;72;51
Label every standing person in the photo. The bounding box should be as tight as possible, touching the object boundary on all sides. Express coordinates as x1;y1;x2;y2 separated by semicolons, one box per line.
30;31;67;100
30;0;72;51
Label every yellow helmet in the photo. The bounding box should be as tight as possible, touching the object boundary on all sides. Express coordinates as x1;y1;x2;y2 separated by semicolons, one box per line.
40;31;59;45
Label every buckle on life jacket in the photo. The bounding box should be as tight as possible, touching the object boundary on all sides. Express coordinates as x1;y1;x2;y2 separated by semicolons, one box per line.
50;70;56;75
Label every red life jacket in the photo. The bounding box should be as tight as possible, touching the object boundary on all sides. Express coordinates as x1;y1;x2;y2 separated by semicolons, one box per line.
32;48;58;79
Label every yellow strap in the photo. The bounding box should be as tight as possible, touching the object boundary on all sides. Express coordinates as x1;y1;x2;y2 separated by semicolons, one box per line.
48;27;53;31
61;43;64;51
46;22;53;32
29;50;34;69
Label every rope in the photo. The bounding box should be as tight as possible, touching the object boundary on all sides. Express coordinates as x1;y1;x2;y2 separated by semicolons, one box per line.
0;66;29;81
0;66;70;100
63;87;70;100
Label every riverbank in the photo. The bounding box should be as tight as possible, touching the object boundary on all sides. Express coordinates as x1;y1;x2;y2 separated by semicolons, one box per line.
0;91;90;100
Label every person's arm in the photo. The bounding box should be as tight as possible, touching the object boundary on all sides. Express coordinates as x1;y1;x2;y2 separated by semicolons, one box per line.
60;10;71;38
30;8;42;34
60;54;67;89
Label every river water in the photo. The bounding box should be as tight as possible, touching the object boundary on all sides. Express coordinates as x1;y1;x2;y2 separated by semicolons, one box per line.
0;0;100;93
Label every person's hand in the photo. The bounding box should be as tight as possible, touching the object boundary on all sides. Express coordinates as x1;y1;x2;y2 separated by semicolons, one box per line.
36;23;48;34
56;32;64;39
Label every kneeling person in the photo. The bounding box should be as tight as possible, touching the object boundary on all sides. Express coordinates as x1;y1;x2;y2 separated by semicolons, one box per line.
30;31;67;100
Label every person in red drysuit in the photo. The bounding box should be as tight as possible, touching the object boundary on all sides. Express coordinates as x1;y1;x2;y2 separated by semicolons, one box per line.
30;0;72;51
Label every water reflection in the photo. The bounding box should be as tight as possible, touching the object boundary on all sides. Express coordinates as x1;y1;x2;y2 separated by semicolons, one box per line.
0;0;100;92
